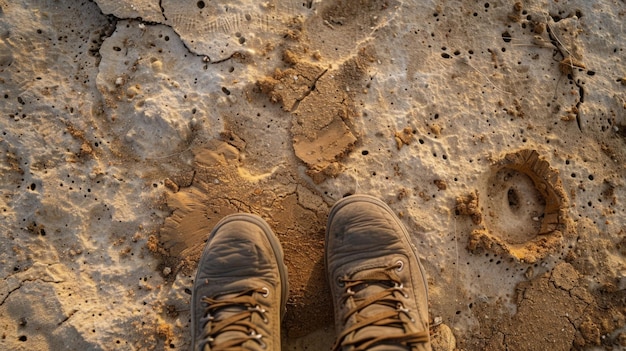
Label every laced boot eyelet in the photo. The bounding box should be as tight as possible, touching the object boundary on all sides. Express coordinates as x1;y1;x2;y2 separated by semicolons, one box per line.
250;331;266;349
395;260;404;272
200;314;215;324
250;305;269;323
394;282;409;298
396;303;410;314
261;287;270;298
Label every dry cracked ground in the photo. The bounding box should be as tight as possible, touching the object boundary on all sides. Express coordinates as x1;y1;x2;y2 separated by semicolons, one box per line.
1;0;625;350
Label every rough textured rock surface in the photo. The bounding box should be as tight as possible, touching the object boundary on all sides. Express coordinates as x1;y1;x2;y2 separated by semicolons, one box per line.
1;0;625;350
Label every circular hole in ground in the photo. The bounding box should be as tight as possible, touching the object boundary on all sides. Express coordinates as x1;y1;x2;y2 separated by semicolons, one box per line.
483;168;546;245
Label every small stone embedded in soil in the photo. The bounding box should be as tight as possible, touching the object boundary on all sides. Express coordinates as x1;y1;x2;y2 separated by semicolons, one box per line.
164;178;179;192
456;191;482;225
434;179;447;190
430;124;442;136
394;126;414;150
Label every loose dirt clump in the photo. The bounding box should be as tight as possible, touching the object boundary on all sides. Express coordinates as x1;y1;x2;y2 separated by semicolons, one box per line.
258;48;374;183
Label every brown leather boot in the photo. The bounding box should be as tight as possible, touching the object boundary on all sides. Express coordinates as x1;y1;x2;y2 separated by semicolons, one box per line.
191;214;288;350
325;195;431;351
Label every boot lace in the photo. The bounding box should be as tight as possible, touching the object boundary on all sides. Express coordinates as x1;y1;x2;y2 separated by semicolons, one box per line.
198;287;270;351
333;263;429;350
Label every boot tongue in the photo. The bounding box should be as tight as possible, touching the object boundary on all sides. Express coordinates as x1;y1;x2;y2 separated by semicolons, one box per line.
348;269;409;351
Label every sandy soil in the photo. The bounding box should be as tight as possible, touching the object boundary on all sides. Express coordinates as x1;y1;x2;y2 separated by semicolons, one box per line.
1;0;625;350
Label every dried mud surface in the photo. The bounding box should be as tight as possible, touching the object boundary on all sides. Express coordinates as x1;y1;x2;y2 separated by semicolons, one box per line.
0;0;625;350
158;139;333;337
